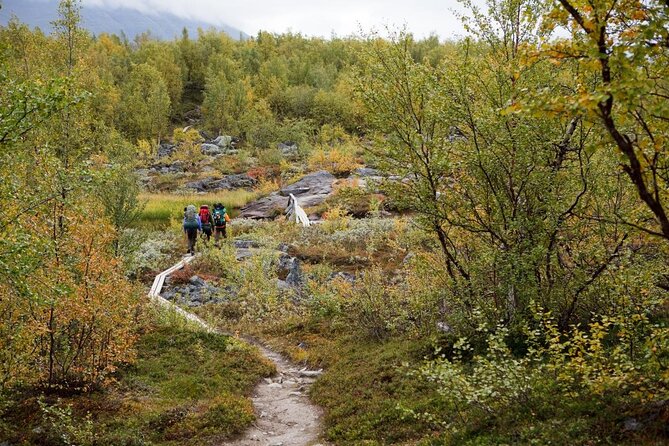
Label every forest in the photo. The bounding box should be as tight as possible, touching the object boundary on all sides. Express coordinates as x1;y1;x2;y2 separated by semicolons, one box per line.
0;0;667;444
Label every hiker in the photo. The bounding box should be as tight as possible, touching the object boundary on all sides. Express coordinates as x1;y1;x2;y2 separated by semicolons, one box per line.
183;204;201;255
212;202;231;245
199;204;214;242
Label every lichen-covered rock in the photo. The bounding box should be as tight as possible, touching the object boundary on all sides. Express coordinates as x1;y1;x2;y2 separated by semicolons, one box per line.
240;171;336;219
184;173;257;192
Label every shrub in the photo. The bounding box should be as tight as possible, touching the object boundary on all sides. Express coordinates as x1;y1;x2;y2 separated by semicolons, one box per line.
327;181;380;217
307;145;361;176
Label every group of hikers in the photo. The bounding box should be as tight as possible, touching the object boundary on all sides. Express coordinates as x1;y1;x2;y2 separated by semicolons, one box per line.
182;203;230;255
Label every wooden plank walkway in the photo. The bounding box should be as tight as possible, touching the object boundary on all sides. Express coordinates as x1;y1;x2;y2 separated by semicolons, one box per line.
147;254;214;332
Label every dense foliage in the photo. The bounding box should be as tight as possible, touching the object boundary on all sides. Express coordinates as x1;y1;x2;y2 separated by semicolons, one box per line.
0;0;667;444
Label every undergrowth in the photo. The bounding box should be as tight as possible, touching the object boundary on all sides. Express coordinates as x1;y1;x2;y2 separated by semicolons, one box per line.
0;308;274;446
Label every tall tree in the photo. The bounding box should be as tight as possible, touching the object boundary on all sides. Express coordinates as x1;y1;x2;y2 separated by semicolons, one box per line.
540;0;669;240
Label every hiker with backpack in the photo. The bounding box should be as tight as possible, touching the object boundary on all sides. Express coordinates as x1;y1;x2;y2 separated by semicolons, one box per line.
183;204;202;255
212;202;231;246
199;204;214;242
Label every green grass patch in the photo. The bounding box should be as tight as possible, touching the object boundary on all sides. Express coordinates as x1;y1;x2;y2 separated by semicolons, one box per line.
1;323;274;446
138;191;259;227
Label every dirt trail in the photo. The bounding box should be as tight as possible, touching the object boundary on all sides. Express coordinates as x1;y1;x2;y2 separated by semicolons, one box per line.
225;342;325;446
150;256;326;446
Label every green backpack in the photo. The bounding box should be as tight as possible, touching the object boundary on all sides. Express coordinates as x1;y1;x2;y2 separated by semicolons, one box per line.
184;205;199;230
213;207;227;226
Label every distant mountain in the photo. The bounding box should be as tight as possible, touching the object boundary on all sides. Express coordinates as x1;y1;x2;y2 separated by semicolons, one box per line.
0;0;249;41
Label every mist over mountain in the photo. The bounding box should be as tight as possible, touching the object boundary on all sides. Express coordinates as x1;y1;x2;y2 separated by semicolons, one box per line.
0;0;248;40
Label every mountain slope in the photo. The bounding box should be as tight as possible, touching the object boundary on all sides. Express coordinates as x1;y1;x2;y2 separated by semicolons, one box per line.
0;0;248;41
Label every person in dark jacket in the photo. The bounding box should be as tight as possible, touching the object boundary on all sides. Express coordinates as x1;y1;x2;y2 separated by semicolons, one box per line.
183;204;202;255
198;204;214;243
212;202;230;246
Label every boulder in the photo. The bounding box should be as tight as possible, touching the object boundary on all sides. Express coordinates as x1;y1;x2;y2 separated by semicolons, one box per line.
189;275;206;287
286;259;303;287
157;143;177;158
149;160;185;174
238;195;289;219
184;174;257;192
353;167;382;177
240;171;336;219
201;136;239;156
161;278;222;306
235;248;255;261
234;240;260;249
213;135;234;148
201;143;223;156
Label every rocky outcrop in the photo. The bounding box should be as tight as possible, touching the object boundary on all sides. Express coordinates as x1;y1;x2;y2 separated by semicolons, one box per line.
184;173;257;192
148;160;185;174
239;170;336;219
200;135;239;156
162;275;231;307
157;143;177;158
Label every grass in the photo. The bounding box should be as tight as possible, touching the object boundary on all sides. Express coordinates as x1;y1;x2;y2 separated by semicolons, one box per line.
0;315;275;446
138;190;260;227
249;319;445;445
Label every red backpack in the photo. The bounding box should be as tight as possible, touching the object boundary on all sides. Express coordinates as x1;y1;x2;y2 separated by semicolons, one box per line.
199;207;211;226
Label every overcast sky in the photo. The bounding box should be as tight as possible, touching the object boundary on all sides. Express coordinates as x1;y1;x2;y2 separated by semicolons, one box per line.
83;0;470;39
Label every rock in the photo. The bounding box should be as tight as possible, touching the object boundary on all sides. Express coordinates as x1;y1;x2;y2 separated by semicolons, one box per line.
157;143;177;158
623;418;642;432
278;141;299;157
354;167;382;177
184;174;257;192
286;259;303;287
149;160;185;174
213;135;233;148
234;240;260;249
298;368;323;377
236;248;254;261
277;254;294;278
240;171;336;219
279;171;335;199
267;382;283;389
436;321;452;333
237;195;289;219
276;279;291;291
277;243;290;253
189;275;206;287
161;277;222;306
201;143;223;156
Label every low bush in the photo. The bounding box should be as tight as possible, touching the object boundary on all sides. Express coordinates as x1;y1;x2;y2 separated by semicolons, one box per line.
307;144;361;176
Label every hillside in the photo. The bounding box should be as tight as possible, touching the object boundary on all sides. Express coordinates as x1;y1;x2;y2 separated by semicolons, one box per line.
1;0;668;445
0;0;248;40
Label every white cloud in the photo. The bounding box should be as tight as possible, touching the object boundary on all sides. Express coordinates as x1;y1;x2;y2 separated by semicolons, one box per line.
82;0;469;39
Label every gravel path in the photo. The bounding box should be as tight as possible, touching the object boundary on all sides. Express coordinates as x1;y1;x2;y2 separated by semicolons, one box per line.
224;342;325;446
